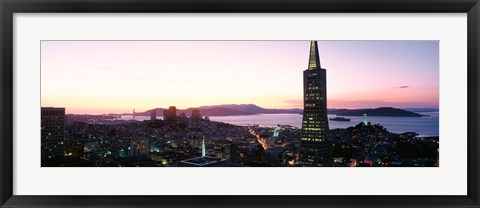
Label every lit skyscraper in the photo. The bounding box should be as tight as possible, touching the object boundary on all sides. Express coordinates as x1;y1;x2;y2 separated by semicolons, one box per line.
299;41;333;167
41;107;65;163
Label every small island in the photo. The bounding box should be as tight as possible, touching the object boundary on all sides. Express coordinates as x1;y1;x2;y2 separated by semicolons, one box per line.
330;117;351;122
329;107;425;117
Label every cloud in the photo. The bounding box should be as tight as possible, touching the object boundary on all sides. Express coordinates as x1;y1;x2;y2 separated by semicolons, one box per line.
394;85;409;89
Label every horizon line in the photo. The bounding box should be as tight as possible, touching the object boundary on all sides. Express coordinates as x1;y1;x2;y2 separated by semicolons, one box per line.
41;104;440;115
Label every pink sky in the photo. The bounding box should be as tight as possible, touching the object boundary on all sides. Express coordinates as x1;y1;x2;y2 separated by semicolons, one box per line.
41;41;439;114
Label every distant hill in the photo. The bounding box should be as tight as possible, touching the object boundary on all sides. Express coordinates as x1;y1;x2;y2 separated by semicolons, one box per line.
132;107;254;117
403;108;439;112
128;105;423;117
213;104;303;114
182;106;256;116
329;107;425;117
133;104;302;117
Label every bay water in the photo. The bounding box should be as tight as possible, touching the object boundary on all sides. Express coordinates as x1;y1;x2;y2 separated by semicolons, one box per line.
121;112;439;137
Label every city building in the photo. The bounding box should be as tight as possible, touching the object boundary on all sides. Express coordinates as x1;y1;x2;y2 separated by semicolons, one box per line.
223;144;231;161
130;138;149;157
231;143;264;165
191;108;202;120
163;106;177;120
263;147;285;167
299;41;333;167
151;109;157;121
41;107;65;162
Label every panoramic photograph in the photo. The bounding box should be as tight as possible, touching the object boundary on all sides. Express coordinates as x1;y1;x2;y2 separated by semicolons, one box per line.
41;40;439;167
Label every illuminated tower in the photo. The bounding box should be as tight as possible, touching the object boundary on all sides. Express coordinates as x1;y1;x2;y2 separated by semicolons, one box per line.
202;139;206;157
273;127;281;138
179;138;227;167
299;41;333;167
363;114;368;126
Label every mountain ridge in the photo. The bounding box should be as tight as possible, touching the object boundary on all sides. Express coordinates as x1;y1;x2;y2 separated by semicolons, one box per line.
124;104;425;117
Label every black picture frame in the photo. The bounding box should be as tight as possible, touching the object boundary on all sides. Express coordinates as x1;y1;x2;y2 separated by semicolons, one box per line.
1;0;479;207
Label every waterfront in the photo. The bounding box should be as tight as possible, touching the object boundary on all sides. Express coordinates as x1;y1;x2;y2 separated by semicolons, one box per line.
120;112;439;137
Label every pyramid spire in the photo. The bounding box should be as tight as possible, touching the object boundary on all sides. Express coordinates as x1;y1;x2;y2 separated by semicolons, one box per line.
308;41;321;69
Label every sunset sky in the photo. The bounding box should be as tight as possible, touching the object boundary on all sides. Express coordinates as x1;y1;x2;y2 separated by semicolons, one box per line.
41;41;439;115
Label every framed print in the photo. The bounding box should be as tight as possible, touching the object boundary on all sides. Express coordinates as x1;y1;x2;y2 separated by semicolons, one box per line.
1;0;479;207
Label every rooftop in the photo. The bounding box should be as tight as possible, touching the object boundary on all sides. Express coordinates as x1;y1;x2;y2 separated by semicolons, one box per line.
179;156;226;167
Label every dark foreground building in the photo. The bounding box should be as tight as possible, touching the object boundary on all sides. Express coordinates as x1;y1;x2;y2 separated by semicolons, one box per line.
299;41;333;167
41;107;65;163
